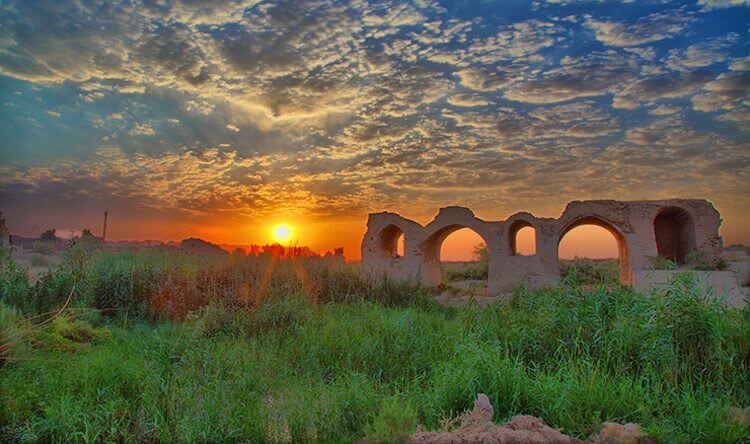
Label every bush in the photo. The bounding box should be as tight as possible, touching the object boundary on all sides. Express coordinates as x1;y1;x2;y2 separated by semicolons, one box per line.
29;269;77;315
7;248;433;321
0;302;28;368
249;295;314;335
441;243;490;283
560;258;620;286
442;262;488;282
649;250;731;271
29;316;111;352
365;396;418;443
0;251;32;313
649;255;678;270
187;300;244;337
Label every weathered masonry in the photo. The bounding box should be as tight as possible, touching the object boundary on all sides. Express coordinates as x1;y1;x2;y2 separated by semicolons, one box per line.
361;199;727;295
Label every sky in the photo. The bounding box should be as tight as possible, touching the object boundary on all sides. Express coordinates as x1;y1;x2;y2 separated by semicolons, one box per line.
0;0;748;261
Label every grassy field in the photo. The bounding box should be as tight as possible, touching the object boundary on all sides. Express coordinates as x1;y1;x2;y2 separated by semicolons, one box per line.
1;246;749;442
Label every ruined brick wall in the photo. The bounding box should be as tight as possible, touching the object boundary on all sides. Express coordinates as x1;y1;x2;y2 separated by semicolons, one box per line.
361;199;724;293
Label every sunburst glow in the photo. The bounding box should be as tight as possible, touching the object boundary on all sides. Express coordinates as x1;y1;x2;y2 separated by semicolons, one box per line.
272;224;293;243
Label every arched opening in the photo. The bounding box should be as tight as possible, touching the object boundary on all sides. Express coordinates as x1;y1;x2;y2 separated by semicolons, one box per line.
508;220;536;256
558;216;631;285
421;225;489;294
394;232;405;257
654;206;695;266
377;224;404;259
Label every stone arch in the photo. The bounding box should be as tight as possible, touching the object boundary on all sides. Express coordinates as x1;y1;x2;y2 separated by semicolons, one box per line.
508;219;536;256
419;223;491;287
376;224;405;259
653;206;696;265
363;199;726;295
558;215;631;285
421;224;490;262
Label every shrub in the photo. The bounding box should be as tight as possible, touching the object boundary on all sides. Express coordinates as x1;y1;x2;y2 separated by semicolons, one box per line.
473;243;488;263
686;250;731;271
0;302;28;367
365;396;418;443
649;255;678;270
559;258;620;286
0;251;32;313
32;230;58;255
442;262;488;282
29;269;77;315
12;248;433;321
187;300;242;337
649;250;731;271
87;250;150;317
29;316;111;352
248;294;314;335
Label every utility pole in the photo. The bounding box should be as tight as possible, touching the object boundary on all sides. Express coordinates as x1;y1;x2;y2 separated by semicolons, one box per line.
102;209;108;242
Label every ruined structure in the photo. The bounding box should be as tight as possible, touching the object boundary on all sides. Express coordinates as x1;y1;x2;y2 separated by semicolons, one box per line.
361;199;726;294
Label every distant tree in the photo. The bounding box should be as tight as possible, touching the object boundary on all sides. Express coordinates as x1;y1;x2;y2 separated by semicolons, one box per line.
38;229;58;243
473;243;488;263
68;228;104;252
58;228;103;273
33;229;60;254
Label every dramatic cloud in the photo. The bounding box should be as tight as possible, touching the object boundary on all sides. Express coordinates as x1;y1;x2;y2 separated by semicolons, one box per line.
584;12;693;47
457;66;524;92
698;0;750;9
729;55;750;71
1;0;749;252
691;71;750;112
446;93;491;107
613;71;714;109
649;105;683;116
625;116;708;146
504;51;641;103
665;35;737;71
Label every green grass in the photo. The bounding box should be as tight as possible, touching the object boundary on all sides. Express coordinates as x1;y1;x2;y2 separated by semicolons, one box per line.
559;258;621;286
441;261;488;282
0;248;748;442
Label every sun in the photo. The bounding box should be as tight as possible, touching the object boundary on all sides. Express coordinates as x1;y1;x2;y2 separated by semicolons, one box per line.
271;224;293;243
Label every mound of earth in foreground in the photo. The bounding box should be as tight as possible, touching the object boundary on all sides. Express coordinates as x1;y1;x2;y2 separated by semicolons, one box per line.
410;394;655;444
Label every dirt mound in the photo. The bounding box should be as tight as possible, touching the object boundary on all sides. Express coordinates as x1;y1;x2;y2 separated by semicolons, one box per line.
410;394;654;444
588;422;655;444
727;406;750;427
411;394;579;443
